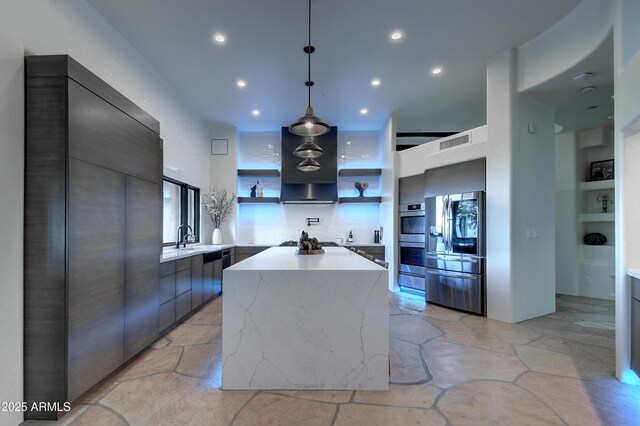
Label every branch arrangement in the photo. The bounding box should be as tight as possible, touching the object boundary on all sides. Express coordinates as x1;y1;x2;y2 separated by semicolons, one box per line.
202;186;236;229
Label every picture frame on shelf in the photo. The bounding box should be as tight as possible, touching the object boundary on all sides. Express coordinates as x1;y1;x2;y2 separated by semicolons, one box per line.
589;159;614;181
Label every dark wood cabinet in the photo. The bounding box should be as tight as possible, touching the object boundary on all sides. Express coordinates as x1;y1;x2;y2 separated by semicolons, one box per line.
67;159;126;401
234;246;271;263
24;55;162;420
191;255;204;308
176;268;192;296
203;260;215;301
176;291;192;320
125;176;162;361
159;300;176;332
399;174;425;205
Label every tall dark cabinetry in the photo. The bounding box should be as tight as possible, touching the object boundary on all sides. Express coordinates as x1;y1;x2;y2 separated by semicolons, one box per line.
24;55;162;419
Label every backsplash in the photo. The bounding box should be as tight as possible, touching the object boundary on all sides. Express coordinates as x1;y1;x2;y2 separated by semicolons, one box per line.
235;130;382;244
236;203;382;244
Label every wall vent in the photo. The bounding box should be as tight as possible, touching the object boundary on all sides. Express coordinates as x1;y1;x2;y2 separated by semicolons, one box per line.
439;134;470;150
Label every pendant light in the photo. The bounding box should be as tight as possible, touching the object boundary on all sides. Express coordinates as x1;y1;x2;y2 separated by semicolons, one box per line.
289;0;330;138
297;158;322;172
293;136;324;159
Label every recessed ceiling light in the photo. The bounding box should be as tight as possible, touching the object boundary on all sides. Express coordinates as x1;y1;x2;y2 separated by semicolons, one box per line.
586;105;599;110
431;67;442;75
579;86;596;93
237;80;246;88
213;33;226;44
573;72;593;81
390;31;403;41
252;109;260;116
346;141;352;145
371;79;381;87
360;108;368;115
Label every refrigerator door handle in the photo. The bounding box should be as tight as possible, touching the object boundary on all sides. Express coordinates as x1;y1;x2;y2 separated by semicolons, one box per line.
426;269;480;280
442;196;449;252
446;196;454;253
425;253;480;263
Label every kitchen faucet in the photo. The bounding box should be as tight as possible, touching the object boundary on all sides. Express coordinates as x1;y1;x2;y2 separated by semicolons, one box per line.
176;224;194;248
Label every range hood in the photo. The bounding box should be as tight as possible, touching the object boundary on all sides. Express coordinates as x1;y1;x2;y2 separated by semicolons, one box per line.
280;127;338;204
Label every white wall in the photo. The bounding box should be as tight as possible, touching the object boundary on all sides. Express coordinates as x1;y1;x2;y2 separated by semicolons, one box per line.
517;0;613;92
233;130;384;244
0;32;25;426
511;94;556;321
614;0;640;384
0;2;209;424
486;49;516;323
555;131;579;295
208;123;239;244
379;115;397;290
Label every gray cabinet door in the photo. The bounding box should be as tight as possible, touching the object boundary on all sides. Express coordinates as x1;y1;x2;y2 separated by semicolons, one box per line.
203;262;214;301
191;255;204;308
176;291;192;321
399;174;425;205
67;158;125;401
176;268;192;296
124;176;161;361
213;259;223;297
67;79;162;184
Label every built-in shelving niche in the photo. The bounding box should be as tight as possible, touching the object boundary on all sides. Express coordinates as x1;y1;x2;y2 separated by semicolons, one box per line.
338;168;382;203
237;169;280;202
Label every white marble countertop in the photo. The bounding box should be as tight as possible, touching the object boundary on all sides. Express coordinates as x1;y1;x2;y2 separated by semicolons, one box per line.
226;246;386;271
161;244;235;263
627;268;640;280
161;242;386;263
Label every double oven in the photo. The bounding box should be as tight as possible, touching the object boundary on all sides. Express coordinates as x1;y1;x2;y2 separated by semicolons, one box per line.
398;203;426;291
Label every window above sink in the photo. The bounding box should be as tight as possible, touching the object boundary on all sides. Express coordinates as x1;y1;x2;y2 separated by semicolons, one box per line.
163;177;200;246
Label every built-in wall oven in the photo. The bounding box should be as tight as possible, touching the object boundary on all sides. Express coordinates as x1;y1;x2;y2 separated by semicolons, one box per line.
398;203;426;291
399;203;425;243
399;242;425;291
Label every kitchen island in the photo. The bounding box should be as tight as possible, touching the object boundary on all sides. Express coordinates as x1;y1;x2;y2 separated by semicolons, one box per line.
222;247;389;390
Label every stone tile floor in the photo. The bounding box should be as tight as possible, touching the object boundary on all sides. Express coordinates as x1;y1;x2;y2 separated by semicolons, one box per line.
30;292;640;425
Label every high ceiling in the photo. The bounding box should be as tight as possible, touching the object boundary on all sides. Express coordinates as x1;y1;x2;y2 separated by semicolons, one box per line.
86;0;582;132
526;32;614;132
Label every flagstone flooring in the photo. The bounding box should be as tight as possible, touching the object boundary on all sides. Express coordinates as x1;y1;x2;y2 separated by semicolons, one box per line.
28;292;640;426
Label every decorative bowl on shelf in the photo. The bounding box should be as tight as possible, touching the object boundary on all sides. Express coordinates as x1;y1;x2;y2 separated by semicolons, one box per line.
584;232;607;245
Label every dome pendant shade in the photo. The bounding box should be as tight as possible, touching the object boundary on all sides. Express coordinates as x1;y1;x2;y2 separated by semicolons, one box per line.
288;0;330;143
293;137;324;159
297;158;322;172
289;106;330;137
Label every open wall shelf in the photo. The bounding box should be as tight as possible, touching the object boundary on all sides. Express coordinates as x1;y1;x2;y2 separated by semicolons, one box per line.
579;179;615;191
338;168;382;177
339;196;382;204
237;197;280;204
237;169;280;177
580;213;615;223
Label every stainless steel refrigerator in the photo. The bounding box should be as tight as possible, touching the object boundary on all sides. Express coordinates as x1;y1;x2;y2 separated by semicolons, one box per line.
425;191;485;315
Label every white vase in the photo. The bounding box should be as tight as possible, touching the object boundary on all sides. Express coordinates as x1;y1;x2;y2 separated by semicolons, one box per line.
212;228;222;244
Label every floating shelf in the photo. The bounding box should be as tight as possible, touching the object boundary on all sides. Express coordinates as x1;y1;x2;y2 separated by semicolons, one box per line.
579;179;615;191
237;169;280;177
339;196;382;204
338;168;382;177
237;197;280;204
580;213;615;223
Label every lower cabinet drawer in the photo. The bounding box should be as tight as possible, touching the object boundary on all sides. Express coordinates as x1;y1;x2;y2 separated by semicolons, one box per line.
159;299;175;332
176;290;192;321
176;268;191;296
159;274;176;304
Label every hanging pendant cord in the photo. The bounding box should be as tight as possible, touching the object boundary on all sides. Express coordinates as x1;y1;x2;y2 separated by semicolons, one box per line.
307;0;312;108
